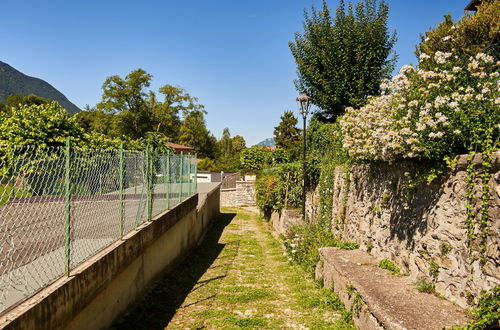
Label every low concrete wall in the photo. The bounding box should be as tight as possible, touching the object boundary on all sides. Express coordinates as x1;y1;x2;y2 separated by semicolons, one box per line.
0;186;220;330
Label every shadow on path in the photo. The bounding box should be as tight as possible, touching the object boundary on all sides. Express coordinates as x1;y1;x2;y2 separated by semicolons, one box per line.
113;212;236;330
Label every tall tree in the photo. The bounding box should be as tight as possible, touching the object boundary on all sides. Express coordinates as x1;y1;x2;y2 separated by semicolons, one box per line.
289;0;397;121
219;128;232;159
151;85;204;141
178;110;217;158
273;111;301;150
96;69;153;139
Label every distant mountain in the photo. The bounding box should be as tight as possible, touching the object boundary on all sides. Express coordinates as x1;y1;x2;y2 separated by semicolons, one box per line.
0;61;81;114
256;138;275;147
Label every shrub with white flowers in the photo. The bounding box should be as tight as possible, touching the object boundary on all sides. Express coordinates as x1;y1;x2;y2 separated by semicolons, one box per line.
340;51;499;161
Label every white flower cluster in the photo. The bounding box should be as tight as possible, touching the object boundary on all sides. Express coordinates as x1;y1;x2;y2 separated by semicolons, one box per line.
340;50;499;161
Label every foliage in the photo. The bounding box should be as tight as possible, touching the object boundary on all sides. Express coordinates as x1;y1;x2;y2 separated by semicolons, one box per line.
341;51;499;161
289;0;397;121
416;1;499;70
276;162;303;209
0;102;84;148
273;111;301;157
197;158;218;172
255;162;302;216
268;148;290;166
378;258;400;274
178;110;217;158
96;69;153;139
214;128;246;172
255;170;280;218
467;286;500;330
93;69;217;157
415;277;435;294
240;146;267;171
282;223;358;275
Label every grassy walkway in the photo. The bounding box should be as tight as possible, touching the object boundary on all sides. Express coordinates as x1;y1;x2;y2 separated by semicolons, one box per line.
114;207;354;329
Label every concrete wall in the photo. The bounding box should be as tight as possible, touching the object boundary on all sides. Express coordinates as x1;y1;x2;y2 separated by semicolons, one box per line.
220;181;256;207
0;186;220;330
308;152;499;308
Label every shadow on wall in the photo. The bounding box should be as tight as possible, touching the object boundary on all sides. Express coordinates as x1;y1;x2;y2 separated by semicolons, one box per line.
113;212;237;329
350;161;447;250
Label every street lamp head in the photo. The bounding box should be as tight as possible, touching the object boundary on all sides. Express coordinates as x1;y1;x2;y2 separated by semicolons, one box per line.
296;93;312;118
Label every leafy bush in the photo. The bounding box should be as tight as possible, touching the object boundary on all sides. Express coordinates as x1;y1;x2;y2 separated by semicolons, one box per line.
240;146;266;171
468;286;500;330
276;162;302;209
283;223;358;275
255;162;302;216
340;2;500;162
255;170;280;218
378;259;400;274
341;50;499;161
416;0;499;70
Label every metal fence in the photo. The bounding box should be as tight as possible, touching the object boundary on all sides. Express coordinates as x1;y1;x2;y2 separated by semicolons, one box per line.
0;140;197;314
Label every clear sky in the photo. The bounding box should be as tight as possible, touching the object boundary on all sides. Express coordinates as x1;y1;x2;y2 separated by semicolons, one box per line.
1;0;469;145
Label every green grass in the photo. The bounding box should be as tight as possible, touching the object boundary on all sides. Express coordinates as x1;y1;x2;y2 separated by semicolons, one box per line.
218;286;273;303
115;208;355;329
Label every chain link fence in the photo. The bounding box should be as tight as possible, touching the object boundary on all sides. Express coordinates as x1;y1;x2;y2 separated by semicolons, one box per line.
0;141;197;314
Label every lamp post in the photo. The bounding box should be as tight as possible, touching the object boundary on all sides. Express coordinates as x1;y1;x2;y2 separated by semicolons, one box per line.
297;93;312;221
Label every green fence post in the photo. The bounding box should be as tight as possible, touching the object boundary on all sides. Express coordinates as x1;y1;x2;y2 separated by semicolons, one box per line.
146;145;153;221
194;153;198;194
160;154;168;212
179;152;183;203
64;136;72;275
166;154;171;209
189;154;193;196
119;143;125;238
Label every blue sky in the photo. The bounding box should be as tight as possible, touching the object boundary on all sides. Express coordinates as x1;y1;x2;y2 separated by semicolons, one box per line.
1;0;468;145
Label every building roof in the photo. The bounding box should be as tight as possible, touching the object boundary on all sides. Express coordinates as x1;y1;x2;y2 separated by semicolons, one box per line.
166;142;194;153
465;0;481;11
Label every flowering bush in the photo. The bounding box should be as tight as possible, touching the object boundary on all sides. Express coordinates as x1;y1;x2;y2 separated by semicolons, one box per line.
340;50;499;161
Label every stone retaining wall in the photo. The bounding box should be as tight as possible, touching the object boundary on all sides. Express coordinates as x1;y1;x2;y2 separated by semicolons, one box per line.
220;181;256;207
309;152;500;308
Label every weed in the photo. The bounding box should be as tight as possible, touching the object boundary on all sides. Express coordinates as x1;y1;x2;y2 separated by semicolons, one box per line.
439;242;452;256
378;259;400;274
415;277;435;293
428;258;440;280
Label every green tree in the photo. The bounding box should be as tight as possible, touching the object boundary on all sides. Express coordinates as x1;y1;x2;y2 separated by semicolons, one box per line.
416;0;499;69
219;128;232;159
96;69;153;139
231;135;246;153
152;85;204;141
0;102;83;148
178;110;217;158
240;146;266;171
289;0;397;121
6;93;51;108
74;109;118;136
273;111;301;153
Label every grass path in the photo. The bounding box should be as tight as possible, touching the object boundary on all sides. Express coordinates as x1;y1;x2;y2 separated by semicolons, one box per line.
114;207;354;329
